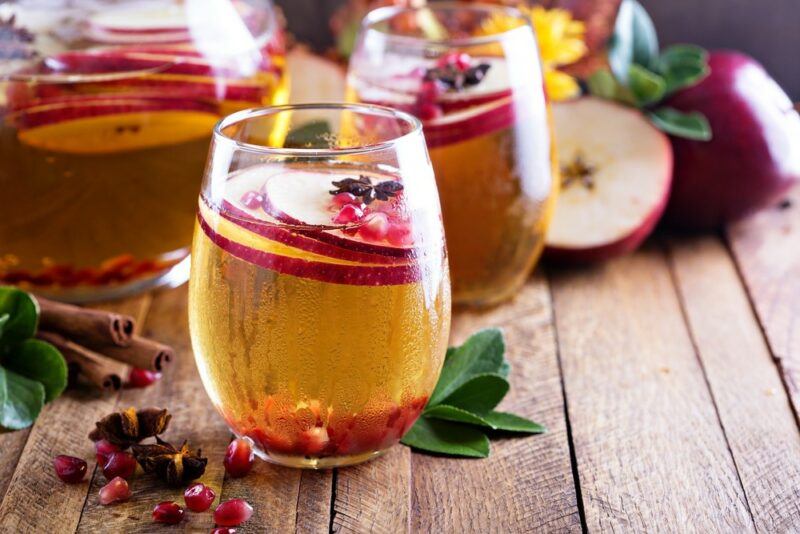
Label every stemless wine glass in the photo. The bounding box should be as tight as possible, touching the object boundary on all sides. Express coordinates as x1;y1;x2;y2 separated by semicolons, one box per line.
188;104;451;468
347;3;558;307
0;0;287;302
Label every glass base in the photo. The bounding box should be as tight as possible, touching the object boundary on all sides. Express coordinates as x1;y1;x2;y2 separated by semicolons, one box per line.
31;254;191;304
255;446;388;469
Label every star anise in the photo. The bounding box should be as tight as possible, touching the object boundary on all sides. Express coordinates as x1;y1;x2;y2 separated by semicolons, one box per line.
330;175;404;205
424;63;491;92
0;15;36;61
132;437;208;487
89;407;171;448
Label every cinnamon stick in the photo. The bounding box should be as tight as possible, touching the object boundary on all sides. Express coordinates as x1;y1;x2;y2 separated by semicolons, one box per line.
37;330;128;391
37;297;135;347
88;335;175;372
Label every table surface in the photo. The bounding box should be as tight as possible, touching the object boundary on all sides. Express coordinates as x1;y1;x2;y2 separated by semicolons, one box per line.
1;186;799;533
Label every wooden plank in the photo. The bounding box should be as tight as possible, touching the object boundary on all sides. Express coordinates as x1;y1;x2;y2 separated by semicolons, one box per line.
76;286;232;533
667;235;800;531
0;295;151;533
727;186;800;418
549;247;754;532
0;429;30;500
332;446;411;533
411;274;582;533
296;470;333;534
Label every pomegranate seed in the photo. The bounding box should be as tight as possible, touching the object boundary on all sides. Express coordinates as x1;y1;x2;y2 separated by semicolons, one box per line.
94;439;121;465
332;192;358;208
184;482;216;512
298;427;330;456
103;451;137;480
127;367;161;388
387;222;413;247
240;190;264;210
358;213;390;242
224;438;254;478
416;102;443;121
211;529;237;534
437;51;471;70
99;477;131;505
333;204;364;224
153;501;185;524
418;80;442;104
53;455;87;484
213;498;253;527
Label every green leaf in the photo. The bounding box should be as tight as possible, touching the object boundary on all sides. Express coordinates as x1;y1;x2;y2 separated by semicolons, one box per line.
0;366;45;430
658;44;708;71
663;64;709;94
3;340;67;403
0;313;9;340
482;411;546;434
0;287;39;348
440;374;509;414
587;69;621;100
628;64;666;106
649;107;712;141
609;0;659;83
401;417;489;458
429;328;506;406
424;404;494;427
283;120;332;149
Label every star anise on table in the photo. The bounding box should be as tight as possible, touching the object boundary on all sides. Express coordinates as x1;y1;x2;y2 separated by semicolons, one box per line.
89;407;171;448
330;175;404;205
424;63;491;92
132;437;208;487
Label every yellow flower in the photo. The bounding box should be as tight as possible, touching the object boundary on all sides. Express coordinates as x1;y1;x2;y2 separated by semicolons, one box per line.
480;5;587;101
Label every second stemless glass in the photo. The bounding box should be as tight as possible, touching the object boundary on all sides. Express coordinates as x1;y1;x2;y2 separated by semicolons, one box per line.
188;104;451;468
347;3;558;307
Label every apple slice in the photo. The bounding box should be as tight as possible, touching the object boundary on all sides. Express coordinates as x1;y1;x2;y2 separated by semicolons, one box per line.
545;97;673;263
424;95;515;149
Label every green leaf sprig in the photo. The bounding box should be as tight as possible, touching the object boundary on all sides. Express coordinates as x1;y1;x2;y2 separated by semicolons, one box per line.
0;287;67;430
401;329;545;458
589;0;713;141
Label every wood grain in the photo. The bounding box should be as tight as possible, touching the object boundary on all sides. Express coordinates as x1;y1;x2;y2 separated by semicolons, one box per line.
0;295;151;533
412;274;581;533
332;446;411;533
549;247;754;532
76;287;232;533
727;187;800;420
0;429;29;501
667;235;800;531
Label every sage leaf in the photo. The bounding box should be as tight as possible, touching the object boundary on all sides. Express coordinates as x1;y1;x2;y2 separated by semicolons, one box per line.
440;374;509;414
423;405;495;427
482;412;546;434
284;120;332;149
401;417;489;458
0;366;45;430
649;107;712;141
628;64;666;106
4;339;67;402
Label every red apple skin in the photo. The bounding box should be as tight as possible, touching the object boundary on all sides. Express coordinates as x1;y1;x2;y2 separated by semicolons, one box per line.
663;51;800;231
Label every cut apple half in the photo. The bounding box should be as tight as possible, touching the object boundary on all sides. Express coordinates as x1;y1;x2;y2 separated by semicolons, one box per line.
545;97;673;263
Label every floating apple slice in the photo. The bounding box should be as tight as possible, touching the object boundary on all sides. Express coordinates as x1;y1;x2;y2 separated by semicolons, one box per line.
545;97;673;263
86;2;191;44
424;95;515;148
12;97;219;154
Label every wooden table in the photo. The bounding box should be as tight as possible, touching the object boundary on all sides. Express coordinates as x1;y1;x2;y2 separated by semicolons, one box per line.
1;186;799;533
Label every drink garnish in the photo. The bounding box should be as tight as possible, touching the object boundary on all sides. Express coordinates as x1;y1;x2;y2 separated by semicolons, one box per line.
329;175;403;205
424;60;491;92
0;15;36;60
401;328;545;458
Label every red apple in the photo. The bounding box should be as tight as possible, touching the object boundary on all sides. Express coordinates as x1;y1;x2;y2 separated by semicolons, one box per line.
545;97;673;263
663;51;800;230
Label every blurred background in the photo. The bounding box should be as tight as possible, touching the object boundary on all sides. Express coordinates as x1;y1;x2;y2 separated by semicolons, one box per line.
275;0;800;99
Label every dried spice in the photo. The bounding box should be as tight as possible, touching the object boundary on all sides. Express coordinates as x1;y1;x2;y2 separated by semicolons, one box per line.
424;63;491;92
132;437;207;486
0;15;36;60
89;407;171;447
330;176;403;205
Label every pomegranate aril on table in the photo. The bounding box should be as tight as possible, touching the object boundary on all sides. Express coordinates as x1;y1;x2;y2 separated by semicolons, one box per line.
152;501;185;525
127;367;161;388
184;482;216;512
223;438;255;478
99;476;131;505
94;439;121;465
102;451;137;479
53;455;87;484
213;498;253;527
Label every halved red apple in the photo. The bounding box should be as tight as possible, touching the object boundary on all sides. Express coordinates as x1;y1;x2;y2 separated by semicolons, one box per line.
545;97;673;263
10;96;219;154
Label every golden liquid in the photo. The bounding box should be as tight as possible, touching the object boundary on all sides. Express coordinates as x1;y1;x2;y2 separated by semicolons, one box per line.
188;174;451;466
0;49;288;299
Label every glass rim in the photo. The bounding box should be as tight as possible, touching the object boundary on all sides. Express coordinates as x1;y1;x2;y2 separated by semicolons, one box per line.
213;103;423;157
361;1;533;47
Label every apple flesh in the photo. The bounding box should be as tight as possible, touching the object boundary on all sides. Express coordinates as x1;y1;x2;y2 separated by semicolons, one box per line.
663;51;800;231
545;97;673;263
